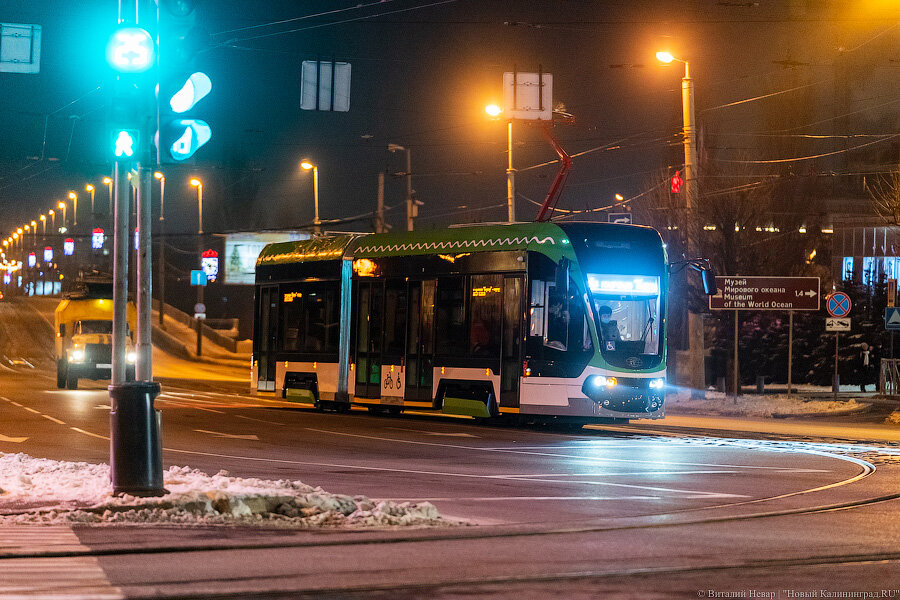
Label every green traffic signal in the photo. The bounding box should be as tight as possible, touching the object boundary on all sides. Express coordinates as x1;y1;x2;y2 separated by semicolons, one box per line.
106;27;155;73
112;129;140;160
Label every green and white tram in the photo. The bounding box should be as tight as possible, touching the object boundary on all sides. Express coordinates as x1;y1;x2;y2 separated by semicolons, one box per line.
252;222;689;423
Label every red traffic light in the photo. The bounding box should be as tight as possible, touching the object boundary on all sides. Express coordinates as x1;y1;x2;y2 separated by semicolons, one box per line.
670;171;683;194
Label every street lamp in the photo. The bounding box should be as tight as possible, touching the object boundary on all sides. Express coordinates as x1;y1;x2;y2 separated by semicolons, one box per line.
300;160;321;234
68;191;78;227
486;103;515;223
190;178;203;235
39;214;46;235
103;176;113;216
85;184;95;217
657;49;703;396
48;209;55;233
656;51;698;212
57;201;67;228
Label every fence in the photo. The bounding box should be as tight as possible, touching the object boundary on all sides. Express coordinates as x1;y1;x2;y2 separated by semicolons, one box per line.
879;358;900;396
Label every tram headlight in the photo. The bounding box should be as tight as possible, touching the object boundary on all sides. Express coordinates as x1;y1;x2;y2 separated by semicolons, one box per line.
649;378;665;390
587;375;618;389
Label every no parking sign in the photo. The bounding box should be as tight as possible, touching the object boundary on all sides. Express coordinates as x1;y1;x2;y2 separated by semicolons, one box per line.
825;292;851;318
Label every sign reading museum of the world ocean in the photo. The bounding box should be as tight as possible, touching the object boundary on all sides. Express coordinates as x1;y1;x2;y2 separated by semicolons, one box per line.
709;276;820;311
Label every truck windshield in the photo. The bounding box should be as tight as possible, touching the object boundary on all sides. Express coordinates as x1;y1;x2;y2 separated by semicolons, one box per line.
587;274;662;368
76;320;113;335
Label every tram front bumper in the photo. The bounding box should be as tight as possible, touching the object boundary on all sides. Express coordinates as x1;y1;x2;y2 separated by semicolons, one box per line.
582;375;664;414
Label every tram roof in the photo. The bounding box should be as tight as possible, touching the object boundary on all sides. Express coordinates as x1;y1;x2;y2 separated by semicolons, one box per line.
255;222;660;267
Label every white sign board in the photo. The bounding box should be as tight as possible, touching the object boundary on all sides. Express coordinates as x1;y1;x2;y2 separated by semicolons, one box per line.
0;23;41;74
502;71;552;120
826;318;850;332
224;232;309;285
301;60;351;112
380;365;405;398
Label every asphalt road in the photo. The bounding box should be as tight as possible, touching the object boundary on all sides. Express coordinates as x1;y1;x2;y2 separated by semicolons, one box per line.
1;298;900;598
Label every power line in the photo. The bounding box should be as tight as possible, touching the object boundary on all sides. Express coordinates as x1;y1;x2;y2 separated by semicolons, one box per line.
212;1;396;37
712;134;900;165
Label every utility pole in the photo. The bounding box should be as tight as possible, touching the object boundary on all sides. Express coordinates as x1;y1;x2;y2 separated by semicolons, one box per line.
388;143;415;231
376;172;385;233
136;166;152;381
507;120;516;222
155;172;166;329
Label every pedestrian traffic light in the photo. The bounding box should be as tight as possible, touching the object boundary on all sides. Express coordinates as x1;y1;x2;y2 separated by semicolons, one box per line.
157;0;213;163
112;128;140;160
670;170;683;194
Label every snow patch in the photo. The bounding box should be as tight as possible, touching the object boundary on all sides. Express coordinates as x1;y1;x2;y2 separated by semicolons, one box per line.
0;453;445;528
667;390;867;418
886;411;900;426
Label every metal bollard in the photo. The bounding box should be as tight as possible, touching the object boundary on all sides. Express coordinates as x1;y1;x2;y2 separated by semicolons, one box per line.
716;376;726;393
756;376;765;394
109;381;166;497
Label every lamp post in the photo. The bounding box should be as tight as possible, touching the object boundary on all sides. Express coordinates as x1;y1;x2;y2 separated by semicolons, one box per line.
154;172;166;329
657;50;704;396
300;160;321;234
68;191;78;228
48;209;55;234
103;176;113;218
190;178;204;356
39;214;46;237
486;104;515;223
57;201;67;229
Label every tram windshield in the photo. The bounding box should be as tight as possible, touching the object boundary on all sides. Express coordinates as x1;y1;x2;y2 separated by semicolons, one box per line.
587;274;662;367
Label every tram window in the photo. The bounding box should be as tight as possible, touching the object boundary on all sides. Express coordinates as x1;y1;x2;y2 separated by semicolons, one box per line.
303;289;327;353
384;282;407;357
469;274;501;356
280;285;304;352
529;280;546;338
436;277;466;355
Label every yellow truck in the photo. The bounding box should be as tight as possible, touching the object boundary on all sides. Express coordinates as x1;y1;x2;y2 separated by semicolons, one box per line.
55;287;136;390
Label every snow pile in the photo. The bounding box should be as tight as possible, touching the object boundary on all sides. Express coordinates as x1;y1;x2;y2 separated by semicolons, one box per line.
667;390;867;418
886;411;900;426
0;453;444;528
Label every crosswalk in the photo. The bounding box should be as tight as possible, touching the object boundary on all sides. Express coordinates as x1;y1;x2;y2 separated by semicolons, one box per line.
0;527;122;599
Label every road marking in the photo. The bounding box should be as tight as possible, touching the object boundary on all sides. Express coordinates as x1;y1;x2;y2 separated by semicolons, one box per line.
23;407;41;414
233;414;288;426
384;495;662;502
304;427;813;471
70;427;109;441
0;433;29;443
194;429;259;441
94;405;111;410
388;427;479;438
0;526;123;599
40;414;66;425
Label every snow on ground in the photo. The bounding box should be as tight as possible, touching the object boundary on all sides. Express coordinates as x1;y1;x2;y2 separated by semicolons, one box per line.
886;411;900;426
666;390;868;418
0;453;445;528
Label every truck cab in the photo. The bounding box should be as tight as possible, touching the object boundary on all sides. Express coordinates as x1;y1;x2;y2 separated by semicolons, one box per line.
55;293;136;390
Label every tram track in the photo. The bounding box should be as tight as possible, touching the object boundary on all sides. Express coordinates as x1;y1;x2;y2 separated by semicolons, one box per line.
2;488;899;562
26;547;900;599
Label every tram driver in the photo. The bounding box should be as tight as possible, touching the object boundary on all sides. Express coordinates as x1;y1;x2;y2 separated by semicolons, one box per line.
598;305;622;345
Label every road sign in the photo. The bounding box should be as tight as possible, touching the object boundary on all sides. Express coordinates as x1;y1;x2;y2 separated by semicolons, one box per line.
194;302;206;314
190;270;207;286
889;278;897;307
826;318;851;332
709;276;820;311
825;292;851;318
608;212;632;225
885;307;900;331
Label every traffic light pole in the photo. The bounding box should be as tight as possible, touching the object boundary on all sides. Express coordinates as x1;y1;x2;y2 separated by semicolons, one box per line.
111;162;131;386
136;165;153;380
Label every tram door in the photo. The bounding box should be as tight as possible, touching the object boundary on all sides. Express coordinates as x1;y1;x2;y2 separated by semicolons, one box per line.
354;281;383;398
256;285;278;391
500;275;524;408
405;280;435;402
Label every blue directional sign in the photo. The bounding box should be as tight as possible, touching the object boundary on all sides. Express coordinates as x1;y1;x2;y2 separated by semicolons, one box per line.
826;292;851;318
885;307;900;331
190;269;207;286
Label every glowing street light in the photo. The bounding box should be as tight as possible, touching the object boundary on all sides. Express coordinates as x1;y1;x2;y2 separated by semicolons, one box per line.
300;160;321;233
103;176;113;215
655;51;675;64
485;104;502;118
57;201;67;227
68;191;78;227
190;178;203;235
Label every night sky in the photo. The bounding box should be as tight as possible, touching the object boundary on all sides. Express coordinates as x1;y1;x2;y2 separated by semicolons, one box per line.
2;0;899;239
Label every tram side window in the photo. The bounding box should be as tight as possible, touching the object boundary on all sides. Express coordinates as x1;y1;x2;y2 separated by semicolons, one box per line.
436;277;467;355
383;282;408;358
280;285;304;352
469;274;502;356
527;254;592;361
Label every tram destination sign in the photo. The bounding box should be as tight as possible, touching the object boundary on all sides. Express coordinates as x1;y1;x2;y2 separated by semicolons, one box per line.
709;276;820;311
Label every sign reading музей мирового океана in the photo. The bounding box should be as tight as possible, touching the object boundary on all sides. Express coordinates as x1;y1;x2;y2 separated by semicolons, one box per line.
709;276;821;311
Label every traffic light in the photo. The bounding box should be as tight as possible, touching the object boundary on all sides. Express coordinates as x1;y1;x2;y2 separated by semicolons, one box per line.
670;170;683;194
157;0;213;163
106;25;155;162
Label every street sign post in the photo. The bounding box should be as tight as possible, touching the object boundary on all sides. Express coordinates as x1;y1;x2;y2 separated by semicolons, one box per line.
710;276;820;400
825;292;853;398
190;269;207;286
885;307;900;331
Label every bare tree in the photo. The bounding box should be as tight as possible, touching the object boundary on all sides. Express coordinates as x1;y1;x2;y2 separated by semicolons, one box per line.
870;171;900;226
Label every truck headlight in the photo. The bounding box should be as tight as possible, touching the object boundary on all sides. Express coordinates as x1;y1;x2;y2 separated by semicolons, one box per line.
126;351;136;364
69;349;84;362
649;378;665;390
